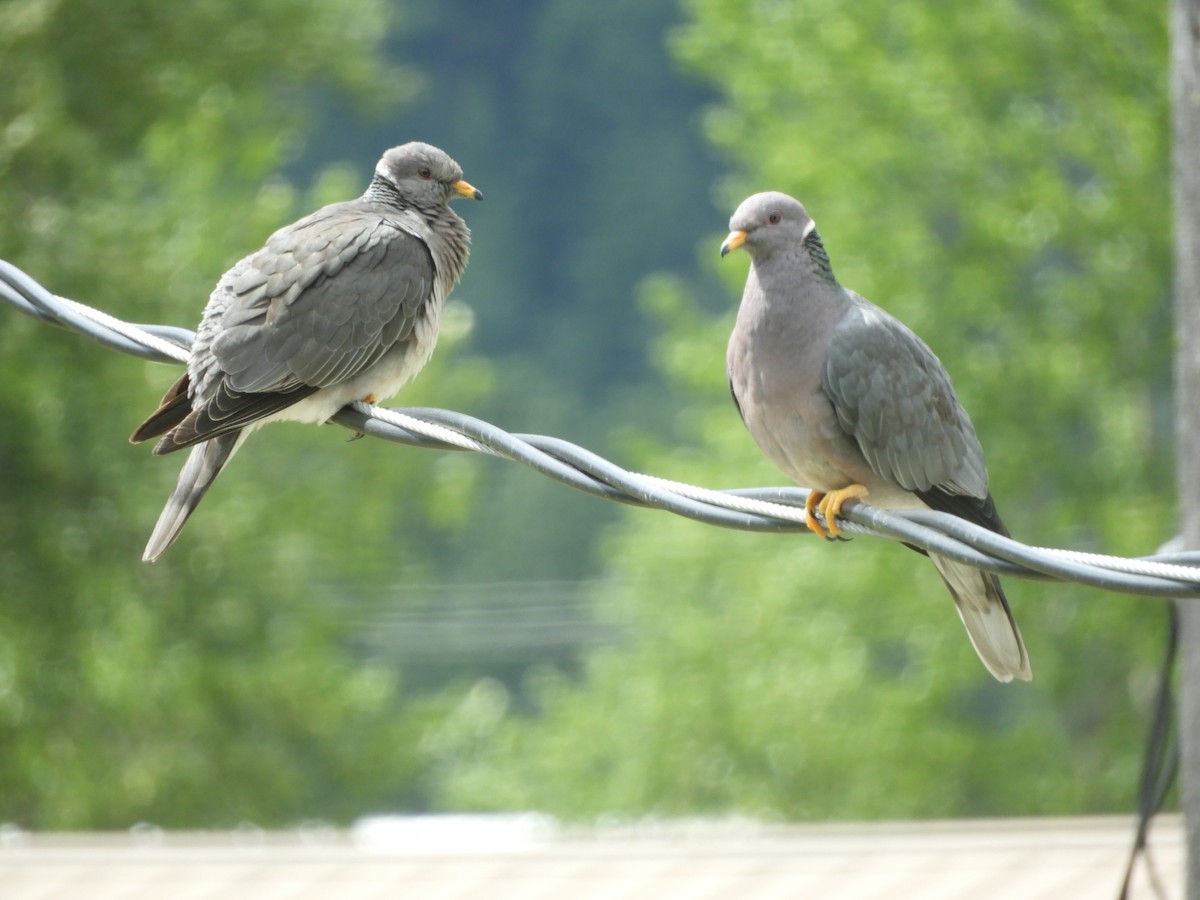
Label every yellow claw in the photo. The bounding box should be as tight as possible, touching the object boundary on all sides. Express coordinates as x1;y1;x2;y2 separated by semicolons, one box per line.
805;491;829;540
815;484;869;538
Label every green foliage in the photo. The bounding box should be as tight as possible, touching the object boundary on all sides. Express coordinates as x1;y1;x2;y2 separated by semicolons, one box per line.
0;0;471;828
0;0;1178;830
307;0;727;588
433;0;1175;820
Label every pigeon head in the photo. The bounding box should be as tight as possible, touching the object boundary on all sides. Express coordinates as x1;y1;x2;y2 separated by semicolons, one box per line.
720;192;815;260
372;142;483;207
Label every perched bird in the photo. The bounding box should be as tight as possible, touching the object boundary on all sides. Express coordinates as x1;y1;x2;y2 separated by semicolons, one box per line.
131;142;482;562
721;191;1031;682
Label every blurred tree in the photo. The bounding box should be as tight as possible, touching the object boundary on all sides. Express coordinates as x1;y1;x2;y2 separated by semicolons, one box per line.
3;0;1176;830
0;0;738;828
430;0;1177;820
0;0;487;827
301;0;726;586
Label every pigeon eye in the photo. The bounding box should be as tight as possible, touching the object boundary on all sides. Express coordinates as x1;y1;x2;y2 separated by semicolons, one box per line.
768;212;782;225
418;167;433;180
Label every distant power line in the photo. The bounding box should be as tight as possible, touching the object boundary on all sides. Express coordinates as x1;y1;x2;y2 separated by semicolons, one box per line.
335;579;627;663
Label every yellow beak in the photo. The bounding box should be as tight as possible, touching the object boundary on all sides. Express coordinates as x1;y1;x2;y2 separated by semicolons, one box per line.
720;229;747;257
452;179;484;201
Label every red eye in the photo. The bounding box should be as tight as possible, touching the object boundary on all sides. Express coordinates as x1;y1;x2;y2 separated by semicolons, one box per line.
768;212;782;225
418;167;433;180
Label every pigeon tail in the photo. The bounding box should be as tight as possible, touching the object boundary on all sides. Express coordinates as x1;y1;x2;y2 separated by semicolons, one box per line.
930;554;1032;682
142;432;243;562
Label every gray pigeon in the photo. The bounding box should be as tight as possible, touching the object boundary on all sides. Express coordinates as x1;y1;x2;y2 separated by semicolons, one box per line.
131;142;482;562
721;191;1031;682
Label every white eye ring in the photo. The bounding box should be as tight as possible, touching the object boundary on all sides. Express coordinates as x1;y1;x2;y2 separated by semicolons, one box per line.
418;167;433;180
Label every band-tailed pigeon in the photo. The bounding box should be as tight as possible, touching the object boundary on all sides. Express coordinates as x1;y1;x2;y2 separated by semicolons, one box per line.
131;142;482;562
721;191;1031;682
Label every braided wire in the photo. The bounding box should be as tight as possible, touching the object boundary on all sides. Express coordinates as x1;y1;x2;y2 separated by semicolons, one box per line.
3;259;1197;599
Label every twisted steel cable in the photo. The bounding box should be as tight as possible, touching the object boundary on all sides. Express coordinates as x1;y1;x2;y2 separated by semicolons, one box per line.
3;258;1197;598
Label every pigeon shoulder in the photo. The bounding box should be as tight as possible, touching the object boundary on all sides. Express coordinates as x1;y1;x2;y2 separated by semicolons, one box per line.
821;291;989;498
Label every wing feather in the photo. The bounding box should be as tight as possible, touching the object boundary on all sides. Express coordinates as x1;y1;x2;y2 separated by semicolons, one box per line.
211;212;434;395
150;204;438;452
821;299;988;500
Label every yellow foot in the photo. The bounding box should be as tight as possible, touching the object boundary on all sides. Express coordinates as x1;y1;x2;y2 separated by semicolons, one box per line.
361;393;378;404
805;491;830;539
815;484;869;538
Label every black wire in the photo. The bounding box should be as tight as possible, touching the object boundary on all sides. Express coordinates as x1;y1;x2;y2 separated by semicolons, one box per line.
1118;602;1180;900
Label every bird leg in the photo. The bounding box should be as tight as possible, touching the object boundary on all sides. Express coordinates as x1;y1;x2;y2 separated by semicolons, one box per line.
815;484;868;538
804;491;830;539
346;393;381;442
